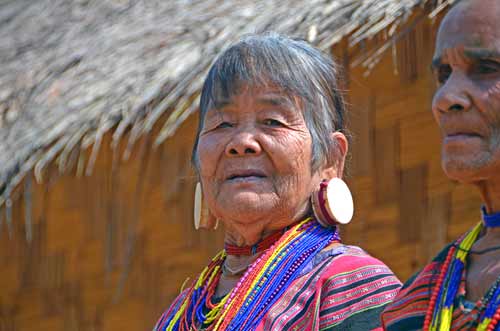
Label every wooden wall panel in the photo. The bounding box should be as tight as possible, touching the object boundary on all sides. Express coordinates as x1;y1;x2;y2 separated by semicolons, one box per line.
347;90;374;178
420;193;450;263
399;165;426;243
374;124;400;205
0;115;224;331
344;14;480;281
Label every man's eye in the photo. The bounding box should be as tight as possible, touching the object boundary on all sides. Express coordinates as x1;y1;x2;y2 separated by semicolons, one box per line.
436;65;452;84
216;122;233;129
263;119;284;127
476;60;500;74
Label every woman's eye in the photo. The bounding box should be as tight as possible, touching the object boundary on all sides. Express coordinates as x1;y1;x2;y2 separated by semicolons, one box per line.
263;119;284;127
476;60;500;74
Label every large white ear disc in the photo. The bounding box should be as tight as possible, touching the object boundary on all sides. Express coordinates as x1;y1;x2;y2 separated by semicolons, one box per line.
324;178;353;225
194;182;219;230
194;182;203;230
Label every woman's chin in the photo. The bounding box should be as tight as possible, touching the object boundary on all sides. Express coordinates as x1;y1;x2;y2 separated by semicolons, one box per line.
216;192;277;222
219;185;275;203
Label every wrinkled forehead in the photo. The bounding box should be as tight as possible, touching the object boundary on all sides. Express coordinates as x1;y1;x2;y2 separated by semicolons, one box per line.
435;0;500;57
208;79;299;112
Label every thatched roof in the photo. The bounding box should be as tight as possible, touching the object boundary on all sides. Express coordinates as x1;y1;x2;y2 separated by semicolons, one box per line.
0;0;454;207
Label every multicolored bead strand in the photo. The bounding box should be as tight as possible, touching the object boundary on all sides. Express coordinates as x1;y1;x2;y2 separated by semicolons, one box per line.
228;230;330;330
214;219;338;331
477;279;500;331
423;222;500;331
156;218;340;331
423;246;456;331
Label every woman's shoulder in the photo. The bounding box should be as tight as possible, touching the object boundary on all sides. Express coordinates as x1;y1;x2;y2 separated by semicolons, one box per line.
380;242;454;331
311;244;402;330
257;245;400;331
315;244;401;281
317;244;402;293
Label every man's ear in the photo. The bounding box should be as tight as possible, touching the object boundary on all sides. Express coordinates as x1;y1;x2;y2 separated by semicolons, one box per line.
320;131;348;180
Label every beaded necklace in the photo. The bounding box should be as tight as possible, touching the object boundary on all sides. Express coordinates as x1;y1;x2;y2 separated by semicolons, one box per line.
482;206;500;228
424;222;500;331
157;218;340;331
224;222;298;256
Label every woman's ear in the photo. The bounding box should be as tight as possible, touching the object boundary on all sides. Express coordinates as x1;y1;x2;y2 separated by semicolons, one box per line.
319;131;348;180
333;131;348;178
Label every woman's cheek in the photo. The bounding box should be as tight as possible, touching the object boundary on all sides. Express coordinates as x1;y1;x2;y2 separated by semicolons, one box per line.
271;131;311;166
288;136;313;173
196;136;220;178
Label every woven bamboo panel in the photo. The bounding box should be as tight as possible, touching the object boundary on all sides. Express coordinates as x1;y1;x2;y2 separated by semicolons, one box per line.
0;117;225;331
342;16;482;280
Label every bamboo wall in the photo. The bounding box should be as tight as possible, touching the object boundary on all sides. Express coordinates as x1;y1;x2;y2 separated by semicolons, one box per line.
339;13;482;280
0;11;483;331
0;119;225;330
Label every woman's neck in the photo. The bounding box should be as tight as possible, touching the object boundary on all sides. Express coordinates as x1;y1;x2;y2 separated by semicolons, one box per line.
224;223;276;247
219;218;299;293
221;201;311;246
223;213;304;247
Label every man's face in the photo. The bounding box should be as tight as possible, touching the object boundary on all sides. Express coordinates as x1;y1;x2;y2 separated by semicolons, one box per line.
431;0;500;184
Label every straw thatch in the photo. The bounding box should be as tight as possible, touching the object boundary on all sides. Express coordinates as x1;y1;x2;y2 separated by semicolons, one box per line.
0;0;455;209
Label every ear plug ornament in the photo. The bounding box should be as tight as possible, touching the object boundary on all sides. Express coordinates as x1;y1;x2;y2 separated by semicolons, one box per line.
194;182;219;230
311;178;354;227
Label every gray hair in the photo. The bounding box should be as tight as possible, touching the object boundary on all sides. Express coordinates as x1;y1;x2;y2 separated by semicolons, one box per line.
192;32;349;172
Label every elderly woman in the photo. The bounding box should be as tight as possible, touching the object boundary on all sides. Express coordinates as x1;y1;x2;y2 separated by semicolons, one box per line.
154;33;401;331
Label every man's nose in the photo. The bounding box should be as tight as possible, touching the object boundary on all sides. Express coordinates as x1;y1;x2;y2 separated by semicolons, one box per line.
432;73;472;114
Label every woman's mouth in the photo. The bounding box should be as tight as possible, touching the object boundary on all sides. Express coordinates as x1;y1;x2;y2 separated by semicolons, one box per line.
228;175;265;183
226;170;267;183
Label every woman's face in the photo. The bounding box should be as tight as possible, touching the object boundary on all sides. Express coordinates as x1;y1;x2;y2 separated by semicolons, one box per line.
196;85;336;228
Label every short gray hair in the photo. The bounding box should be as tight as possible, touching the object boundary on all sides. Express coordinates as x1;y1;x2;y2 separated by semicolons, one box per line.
192;32;349;172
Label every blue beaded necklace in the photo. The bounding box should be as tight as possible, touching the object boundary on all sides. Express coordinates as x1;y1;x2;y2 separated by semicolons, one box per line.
482;206;500;228
156;219;340;331
425;208;500;331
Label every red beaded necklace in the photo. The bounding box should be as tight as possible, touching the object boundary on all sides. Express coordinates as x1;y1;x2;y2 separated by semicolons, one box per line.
224;222;299;256
155;218;340;331
423;222;500;331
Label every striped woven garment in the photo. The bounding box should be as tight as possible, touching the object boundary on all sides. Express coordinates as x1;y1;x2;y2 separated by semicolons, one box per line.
154;245;401;331
381;241;492;331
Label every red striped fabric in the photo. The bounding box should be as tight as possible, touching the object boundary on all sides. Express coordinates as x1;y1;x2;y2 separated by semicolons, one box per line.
381;242;488;331
256;245;401;331
154;245;401;331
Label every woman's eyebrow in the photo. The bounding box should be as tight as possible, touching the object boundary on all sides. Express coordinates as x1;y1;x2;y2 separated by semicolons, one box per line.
212;99;232;110
256;95;295;109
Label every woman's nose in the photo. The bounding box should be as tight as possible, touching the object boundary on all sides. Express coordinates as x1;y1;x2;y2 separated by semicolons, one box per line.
225;131;262;156
432;74;472;115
